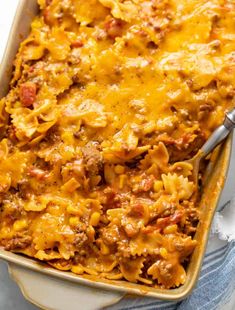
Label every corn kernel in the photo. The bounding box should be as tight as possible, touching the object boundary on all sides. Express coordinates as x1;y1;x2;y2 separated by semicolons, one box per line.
61;131;74;145
0;227;10;237
163;224;178;234
71;265;84;275
104;164;115;183
87;226;95;240
119;174;127;189
69;216;80;227
90;175;101;187
160;247;168;259
67;205;82;216
61;178;80;193
89;192;98;198
153;180;163;192
13;219;28;232
31;18;43;29
100;242;110;255
90;212;101;227
114;165;125;174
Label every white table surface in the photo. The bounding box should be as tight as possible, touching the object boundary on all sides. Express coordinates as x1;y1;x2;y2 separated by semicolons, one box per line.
0;1;235;309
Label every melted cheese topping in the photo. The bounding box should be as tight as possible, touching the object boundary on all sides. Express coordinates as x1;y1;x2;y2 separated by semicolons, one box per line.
0;0;234;288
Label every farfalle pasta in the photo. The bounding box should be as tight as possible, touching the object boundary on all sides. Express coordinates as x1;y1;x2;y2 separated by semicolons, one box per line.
0;0;234;289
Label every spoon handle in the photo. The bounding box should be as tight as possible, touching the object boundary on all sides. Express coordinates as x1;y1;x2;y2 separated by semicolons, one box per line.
201;108;235;157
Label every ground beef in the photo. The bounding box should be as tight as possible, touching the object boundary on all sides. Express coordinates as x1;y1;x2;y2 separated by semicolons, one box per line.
82;142;103;177
4;235;32;251
73;232;88;249
157;260;173;279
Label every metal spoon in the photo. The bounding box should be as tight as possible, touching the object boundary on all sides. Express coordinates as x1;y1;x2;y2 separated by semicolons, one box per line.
188;108;235;188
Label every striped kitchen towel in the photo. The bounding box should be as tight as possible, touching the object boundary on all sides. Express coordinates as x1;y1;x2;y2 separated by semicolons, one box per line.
107;198;235;310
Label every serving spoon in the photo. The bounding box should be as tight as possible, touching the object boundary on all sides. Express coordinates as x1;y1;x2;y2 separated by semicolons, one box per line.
187;108;235;187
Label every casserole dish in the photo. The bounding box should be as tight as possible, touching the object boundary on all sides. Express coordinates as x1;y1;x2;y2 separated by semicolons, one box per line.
0;0;232;309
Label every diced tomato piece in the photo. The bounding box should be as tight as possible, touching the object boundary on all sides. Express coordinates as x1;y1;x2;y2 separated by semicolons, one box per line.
43;7;53;25
71;40;84;48
156;211;183;229
28;167;49;180
170;211;183;224
19;82;37;107
142;175;155;191
156;217;171;228
129;204;145;218
104;18;124;39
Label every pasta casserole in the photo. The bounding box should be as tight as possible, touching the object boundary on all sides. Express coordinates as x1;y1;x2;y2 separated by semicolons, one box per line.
0;0;234;289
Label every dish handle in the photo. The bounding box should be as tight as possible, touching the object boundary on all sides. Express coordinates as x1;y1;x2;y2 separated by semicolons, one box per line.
8;263;124;310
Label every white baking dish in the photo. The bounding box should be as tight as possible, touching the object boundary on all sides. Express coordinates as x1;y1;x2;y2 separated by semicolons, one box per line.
0;1;232;309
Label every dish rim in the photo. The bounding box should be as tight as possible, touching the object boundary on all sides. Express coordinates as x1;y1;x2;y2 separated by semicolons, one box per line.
0;0;232;301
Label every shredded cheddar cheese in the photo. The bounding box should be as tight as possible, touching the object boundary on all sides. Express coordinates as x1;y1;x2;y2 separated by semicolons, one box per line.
0;0;234;289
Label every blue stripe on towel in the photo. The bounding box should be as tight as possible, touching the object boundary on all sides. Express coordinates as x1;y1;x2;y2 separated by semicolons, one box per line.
204;244;227;261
